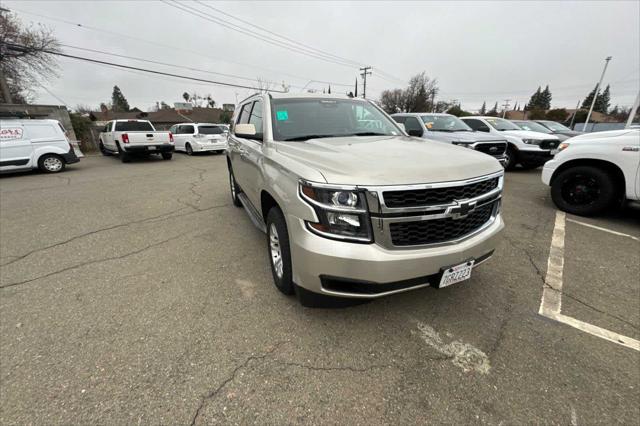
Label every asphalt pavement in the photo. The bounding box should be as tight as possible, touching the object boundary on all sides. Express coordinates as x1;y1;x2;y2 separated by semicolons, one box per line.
1;154;638;425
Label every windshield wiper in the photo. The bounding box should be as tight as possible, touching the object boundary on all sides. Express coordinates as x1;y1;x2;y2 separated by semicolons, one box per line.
282;134;340;142
347;132;390;136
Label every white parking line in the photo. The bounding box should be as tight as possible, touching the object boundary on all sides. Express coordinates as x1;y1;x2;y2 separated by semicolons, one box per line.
539;211;640;352
566;218;639;242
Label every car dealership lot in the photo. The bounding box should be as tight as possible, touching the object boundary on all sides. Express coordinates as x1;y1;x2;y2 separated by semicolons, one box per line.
0;155;638;424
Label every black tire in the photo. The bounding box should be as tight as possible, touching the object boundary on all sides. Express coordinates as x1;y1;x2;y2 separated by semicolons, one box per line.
266;207;294;295
38;154;65;173
229;168;242;207
504;145;517;171
161;152;173;160
185;143;193;156
520;163;541;170
99;141;112;156
550;166;616;216
117;143;131;163
215;150;224;154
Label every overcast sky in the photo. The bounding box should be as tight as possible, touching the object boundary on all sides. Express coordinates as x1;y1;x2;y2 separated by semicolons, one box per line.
5;0;640;112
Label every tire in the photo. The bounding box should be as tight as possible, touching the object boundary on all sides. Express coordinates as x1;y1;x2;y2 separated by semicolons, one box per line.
520;163;541;170
266;207;294;295
229;168;242;207
99;141;112;156
38;154;65;173
161;152;173;160
185;143;193;156
550;166;616;216
117;143;131;163
504;145;517;171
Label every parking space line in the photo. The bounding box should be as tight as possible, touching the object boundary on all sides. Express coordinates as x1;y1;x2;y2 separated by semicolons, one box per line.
566;218;640;242
539;211;640;352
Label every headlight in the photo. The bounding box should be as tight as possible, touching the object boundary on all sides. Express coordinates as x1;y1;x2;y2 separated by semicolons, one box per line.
522;139;541;145
558;143;570;151
452;142;474;149
299;181;372;243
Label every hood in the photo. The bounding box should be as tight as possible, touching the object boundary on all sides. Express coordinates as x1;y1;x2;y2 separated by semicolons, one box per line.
566;129;637;143
500;130;559;140
556;130;583;137
426;130;506;144
274;135;502;186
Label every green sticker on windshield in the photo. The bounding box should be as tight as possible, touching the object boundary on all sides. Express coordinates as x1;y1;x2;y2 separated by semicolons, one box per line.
276;110;289;121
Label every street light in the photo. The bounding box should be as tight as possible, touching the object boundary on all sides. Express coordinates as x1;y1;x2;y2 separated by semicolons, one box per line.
583;56;612;132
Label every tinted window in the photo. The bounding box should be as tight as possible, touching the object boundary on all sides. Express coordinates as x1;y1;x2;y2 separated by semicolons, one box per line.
463;119;490;132
237;103;252;124
182;125;195;134
404;117;423;134
114;121;154;131
248;100;263;135
198;125;223;135
392;116;406;123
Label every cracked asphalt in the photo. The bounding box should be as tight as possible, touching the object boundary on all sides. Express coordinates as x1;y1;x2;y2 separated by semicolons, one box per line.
1;154;638;425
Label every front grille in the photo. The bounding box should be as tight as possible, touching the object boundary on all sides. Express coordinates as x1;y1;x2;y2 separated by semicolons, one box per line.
540;139;559;150
383;177;499;208
389;202;495;246
474;142;506;157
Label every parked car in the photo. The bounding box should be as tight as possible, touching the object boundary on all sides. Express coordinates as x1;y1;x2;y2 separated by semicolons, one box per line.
227;93;504;306
541;128;640;216
461;116;560;170
99;119;174;162
169;123;228;155
0;119;79;174
511;119;570;141
391;113;508;165
534;120;582;140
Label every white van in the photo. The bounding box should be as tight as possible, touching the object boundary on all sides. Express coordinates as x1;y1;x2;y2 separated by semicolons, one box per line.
0;119;80;174
169;123;228;155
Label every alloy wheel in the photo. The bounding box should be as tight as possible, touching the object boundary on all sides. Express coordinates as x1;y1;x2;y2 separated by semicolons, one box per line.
269;223;283;279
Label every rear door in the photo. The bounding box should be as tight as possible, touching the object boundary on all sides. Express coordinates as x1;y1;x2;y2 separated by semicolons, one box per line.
0;122;32;169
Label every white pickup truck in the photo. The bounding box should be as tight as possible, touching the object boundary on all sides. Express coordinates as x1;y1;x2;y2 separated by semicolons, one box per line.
98;119;174;162
542;128;640;216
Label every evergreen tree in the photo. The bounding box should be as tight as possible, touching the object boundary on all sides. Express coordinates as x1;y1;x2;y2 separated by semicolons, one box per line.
182;92;190;102
328;85;331;94
111;86;130;112
541;85;552;109
581;85;599;109
595;84;610;114
487;102;499;116
479;101;486;115
527;86;542;109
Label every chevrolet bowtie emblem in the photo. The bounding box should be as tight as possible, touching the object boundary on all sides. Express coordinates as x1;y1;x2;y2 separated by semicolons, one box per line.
447;200;477;219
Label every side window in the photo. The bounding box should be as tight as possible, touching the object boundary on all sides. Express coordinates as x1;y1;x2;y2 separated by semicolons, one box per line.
169;125;176;133
237;103;252;125
248;100;263;136
464;119;490;132
103;122;111;133
392;116;406;124
183;125;195;134
404;117;423;136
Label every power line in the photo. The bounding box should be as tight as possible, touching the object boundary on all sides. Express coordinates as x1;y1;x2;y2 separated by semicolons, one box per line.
7;6;352;87
3;42;287;92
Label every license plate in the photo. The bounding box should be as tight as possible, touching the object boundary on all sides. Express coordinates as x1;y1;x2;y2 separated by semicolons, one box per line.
550;149;558;155
148;146;156;151
439;260;475;288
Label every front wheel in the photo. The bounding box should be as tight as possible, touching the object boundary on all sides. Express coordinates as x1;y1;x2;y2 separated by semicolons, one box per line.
161;152;173;160
38;154;65;173
229;168;242;207
504;145;517;170
266;207;294;295
550;166;616;216
99;141;112;156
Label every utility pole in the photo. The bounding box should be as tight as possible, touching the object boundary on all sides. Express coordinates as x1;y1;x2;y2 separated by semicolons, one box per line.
626;90;640;129
501;99;511;118
583;56;612;132
359;66;372;99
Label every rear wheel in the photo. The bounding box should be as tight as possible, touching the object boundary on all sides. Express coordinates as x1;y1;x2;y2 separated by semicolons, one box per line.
38;154;65;173
161;152;173;160
117;143;131;163
185;143;193;155
266;207;294;295
504;145;517;170
551;166;616;216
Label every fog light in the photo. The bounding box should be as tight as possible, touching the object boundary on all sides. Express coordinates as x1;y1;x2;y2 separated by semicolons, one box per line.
327;212;360;227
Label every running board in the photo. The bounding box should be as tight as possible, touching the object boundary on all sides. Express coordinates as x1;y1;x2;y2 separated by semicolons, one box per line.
238;193;267;233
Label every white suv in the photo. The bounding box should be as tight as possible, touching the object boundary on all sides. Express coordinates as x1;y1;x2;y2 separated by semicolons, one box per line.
461;116;560;170
169;123;228;155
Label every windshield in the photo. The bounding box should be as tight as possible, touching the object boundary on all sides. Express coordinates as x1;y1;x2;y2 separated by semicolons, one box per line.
198;125;223;135
114;121;154;132
420;115;472;132
541;121;571;132
270;98;401;141
513;121;552;134
485;118;521;131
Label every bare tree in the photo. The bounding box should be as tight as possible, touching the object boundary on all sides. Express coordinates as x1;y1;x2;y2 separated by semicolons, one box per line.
0;11;60;103
378;72;439;114
379;89;406;114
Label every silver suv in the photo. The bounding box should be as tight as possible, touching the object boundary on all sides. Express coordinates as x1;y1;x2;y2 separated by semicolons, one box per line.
227;93;504;306
391;113;508;165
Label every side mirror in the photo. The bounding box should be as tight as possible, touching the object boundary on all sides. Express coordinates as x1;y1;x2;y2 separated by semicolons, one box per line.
235;123;256;137
397;123;406;133
408;129;423;137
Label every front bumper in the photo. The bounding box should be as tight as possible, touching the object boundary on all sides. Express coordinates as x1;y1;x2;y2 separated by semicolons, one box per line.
288;213;504;299
123;144;175;153
518;149;554;166
541;159;559;185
